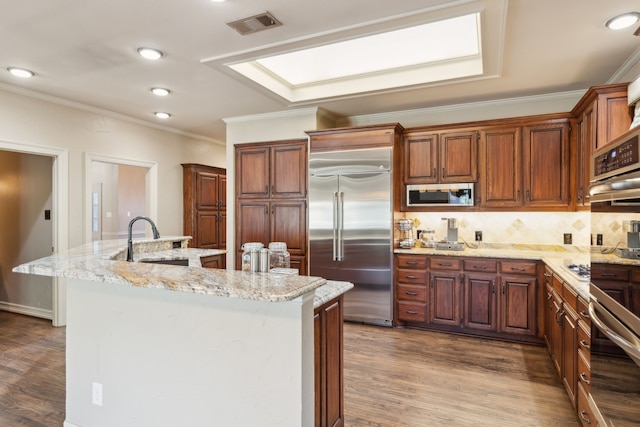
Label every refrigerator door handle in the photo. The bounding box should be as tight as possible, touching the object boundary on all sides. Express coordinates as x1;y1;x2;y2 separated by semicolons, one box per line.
337;191;344;261
332;191;338;261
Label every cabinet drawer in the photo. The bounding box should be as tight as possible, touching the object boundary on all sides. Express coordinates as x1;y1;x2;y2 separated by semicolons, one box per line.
429;257;461;271
397;284;427;302
396;269;427;284
577;349;590;393
396;255;427;269
578;321;591;362
463;258;498;273
577;297;591;327
591;263;630;281
562;282;578;311
397;302;427;322
501;260;537;275
577;382;594;427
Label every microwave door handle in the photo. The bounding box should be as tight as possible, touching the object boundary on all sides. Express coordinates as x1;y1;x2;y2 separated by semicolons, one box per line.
337;191;344;261
589;301;640;362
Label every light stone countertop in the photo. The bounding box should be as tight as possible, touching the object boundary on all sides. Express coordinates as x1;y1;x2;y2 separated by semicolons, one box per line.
395;243;592;299
13;237;333;303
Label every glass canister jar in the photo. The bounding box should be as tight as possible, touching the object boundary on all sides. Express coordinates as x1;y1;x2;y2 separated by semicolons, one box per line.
241;242;264;272
268;242;290;269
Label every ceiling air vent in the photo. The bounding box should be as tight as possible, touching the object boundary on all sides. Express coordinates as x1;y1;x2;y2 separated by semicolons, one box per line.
227;12;282;36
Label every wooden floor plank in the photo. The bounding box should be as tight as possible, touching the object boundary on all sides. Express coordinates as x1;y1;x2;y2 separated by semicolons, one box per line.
343;323;580;426
0;312;578;426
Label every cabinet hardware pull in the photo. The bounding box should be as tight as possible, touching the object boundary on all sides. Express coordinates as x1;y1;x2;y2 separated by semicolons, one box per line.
406;261;418;265
579;373;590;385
517;190;520;201
601;273;617;277
438;263;452;267
271;205;274;214
265;185;269;194
510;267;526;271
543;272;552;277
473;265;487;269
405;291;419;296
580;340;591;350
442;167;446;178
264;206;268;215
406;310;419;315
432;168;436;177
579;410;591;424
502;282;506;294
405;275;418;279
430;278;434;288
580;310;590;319
526;190;530;200
491;281;496;294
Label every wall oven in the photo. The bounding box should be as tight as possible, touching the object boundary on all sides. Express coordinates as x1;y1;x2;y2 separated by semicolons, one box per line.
589;127;640;426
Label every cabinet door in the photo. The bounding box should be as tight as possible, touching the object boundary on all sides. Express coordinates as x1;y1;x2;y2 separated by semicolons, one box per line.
522;122;570;208
479;127;522;207
403;133;438;183
196;211;220;248
596;91;633;149
314;311;324;427
575;103;595;207
236;200;270;264
440;130;478;183
201;254;225;269
271;142;307;198
218;175;227;209
218;211;226;249
323;300;344;427
499;275;536;335
236;146;270;198
270;200;307;256
196;171;219;209
463;273;497;331
429;271;461;327
544;281;555;352
561;304;578;408
550;292;563;375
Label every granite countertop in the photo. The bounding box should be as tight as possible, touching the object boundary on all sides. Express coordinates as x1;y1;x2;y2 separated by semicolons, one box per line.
395;243;592;299
13;237;332;303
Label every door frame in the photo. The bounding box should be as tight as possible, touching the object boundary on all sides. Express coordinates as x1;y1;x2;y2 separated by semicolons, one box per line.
83;153;158;244
0;139;68;327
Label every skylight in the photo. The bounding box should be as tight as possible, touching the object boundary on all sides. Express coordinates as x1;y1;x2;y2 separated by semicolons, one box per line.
227;13;482;103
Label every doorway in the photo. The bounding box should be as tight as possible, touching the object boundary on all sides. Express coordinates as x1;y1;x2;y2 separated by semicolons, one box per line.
83;153;157;244
0;140;68;326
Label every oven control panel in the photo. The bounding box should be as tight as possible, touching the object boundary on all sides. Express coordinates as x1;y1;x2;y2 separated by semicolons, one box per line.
593;132;640;181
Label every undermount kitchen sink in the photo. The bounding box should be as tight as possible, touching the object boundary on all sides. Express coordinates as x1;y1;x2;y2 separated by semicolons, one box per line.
433;241;466;251
139;259;189;266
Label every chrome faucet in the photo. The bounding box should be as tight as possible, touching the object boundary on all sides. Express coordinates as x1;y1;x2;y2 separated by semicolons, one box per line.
126;216;160;261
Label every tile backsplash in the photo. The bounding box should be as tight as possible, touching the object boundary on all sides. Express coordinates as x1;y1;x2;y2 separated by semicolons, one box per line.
400;212;591;247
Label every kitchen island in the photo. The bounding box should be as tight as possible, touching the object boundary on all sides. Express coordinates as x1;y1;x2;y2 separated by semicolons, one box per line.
13;237;352;427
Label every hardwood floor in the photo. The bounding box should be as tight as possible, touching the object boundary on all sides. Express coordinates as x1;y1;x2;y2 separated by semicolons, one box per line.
0;311;65;427
343;323;580;426
0;311;578;426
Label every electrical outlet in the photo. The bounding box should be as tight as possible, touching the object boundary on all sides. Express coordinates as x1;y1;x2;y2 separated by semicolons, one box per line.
475;231;482;241
92;382;103;406
563;233;572;245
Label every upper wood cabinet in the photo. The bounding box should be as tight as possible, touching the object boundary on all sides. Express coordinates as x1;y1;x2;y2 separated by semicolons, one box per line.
478;118;571;210
182;163;226;251
571;83;633;208
403;129;478;184
235;139;307;199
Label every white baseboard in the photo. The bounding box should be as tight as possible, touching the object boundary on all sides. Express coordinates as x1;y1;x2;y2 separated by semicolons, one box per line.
0;301;53;320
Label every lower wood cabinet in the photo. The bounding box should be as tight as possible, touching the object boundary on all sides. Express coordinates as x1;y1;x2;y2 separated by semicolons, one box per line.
200;254;226;269
314;295;344;427
543;265;592;422
395;254;539;342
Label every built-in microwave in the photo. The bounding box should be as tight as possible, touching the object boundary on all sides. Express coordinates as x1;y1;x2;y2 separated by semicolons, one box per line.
406;183;474;207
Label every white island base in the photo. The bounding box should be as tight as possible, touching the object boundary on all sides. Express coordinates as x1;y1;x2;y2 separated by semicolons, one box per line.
64;278;315;427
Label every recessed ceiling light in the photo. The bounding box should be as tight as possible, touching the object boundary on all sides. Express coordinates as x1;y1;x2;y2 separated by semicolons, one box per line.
137;47;164;60
605;12;640;30
7;67;34;78
151;87;170;96
154;112;171;119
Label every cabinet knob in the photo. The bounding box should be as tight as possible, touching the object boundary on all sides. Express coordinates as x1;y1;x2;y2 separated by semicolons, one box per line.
580;339;591;350
579;410;591;424
579;372;590;385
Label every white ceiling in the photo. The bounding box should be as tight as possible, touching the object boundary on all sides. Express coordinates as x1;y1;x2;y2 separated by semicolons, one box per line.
1;0;639;143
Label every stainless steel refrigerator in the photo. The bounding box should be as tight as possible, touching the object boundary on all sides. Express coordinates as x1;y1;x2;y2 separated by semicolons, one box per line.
309;147;393;326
